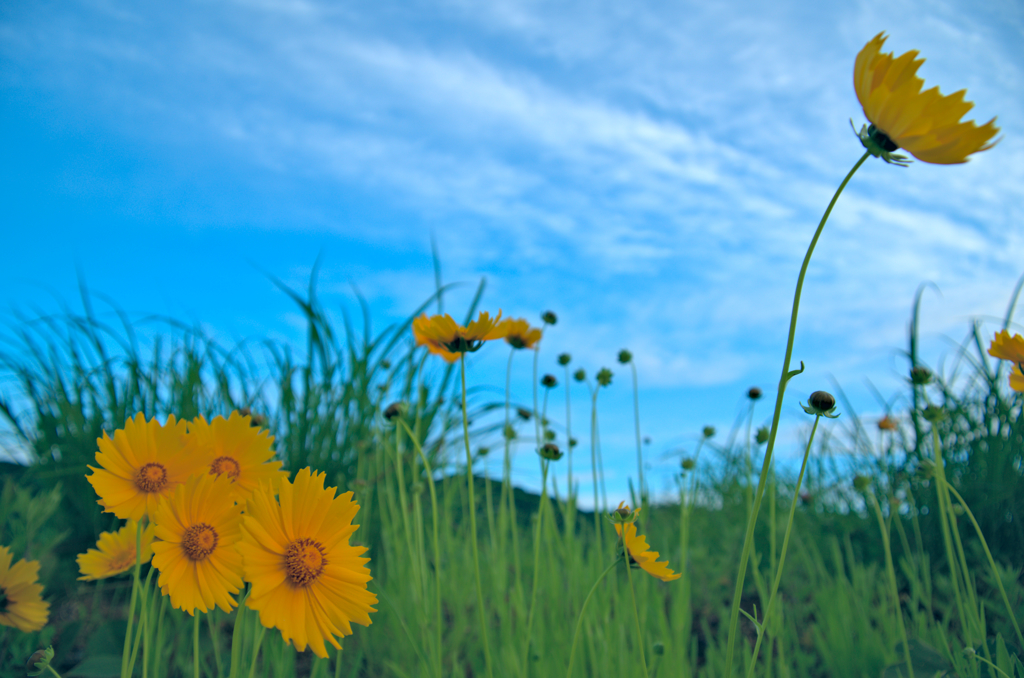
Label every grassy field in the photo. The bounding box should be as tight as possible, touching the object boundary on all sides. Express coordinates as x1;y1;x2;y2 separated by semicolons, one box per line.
1;269;1024;678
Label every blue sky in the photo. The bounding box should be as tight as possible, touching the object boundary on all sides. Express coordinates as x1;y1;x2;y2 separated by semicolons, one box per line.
2;0;1022;506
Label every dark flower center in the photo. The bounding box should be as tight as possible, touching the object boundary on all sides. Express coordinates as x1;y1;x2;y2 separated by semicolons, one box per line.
134;463;169;493
285;538;328;587
182;524;219;561
210;456;241;480
868;124;899;152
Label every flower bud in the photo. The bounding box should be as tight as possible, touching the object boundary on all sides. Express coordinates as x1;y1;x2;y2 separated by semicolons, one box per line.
747;387;762;400
539;443;563;461
910;365;933;386
569;437;578;448
503;424;517;440
702;426;716;439
541;311;558;325
853;474;871;492
383;402;405;421
517;407;533;421
26;647;55;677
381;359;392;370
541;374;558;388
916;459;935;479
477;446;490;457
596;368;613;387
922;405;946;422
558;353;572;366
617;349;633;364
877;415;898;431
755;426;770;445
573;368;586;382
681;458;696;471
652;642;665;656
610;501;640;523
802;391;839;418
544;429;556;441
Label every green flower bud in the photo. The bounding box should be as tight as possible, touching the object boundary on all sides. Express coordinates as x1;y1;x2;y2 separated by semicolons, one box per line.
802;391;839;418
539;443;563;461
503;424;517;440
617;349;633;364
541;311;558;325
653;642;665;656
383;402;405;421
755;426;770;445
26;647;55;677
517;407;533;421
569;437;578;448
910;365;933;386
596;368;613;387
573;368;586;382
702;426;716;439
681;458;696;471
853;474;871;492
557;353;572;366
541;374;558;388
544;429;556;441
747;386;762;400
922;405;946;422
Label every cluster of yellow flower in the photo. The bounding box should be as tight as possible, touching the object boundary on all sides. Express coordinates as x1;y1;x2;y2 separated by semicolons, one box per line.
412;311;545;361
72;411;378;659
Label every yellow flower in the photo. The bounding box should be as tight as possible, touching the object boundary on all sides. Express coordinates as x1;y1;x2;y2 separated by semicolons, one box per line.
613;511;681;582
185;412;288;502
87;413;204;521
988;330;1024;392
1011;365;1024;393
151;473;244;615
0;545;49;633
989;330;1024;364
412;311;507;363
502;318;543;350
853;32;998;165
77;520;156;581
238;467;377;658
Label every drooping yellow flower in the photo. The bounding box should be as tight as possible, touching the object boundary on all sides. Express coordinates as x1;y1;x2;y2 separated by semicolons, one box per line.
238;467;377;658
854;32;998;164
77;520;156;581
86;413;204;522
989;330;1024;364
0;545;49;633
412;311;507;363
613;510;681;582
185;412;288;502
151;473;244;615
502;318;543;350
988;330;1024;392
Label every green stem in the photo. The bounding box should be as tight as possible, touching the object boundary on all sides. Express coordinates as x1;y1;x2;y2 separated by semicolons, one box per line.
930;426;971;642
229;586;250;678
565;363;574;507
247;625;266;678
868;493;915;678
745;414;820;678
47;666;63;678
398;418;445;678
462;356;495;678
722;149;870;678
121;520;145;678
153;592;167;678
193;612;201;678
128;566;155;676
565;559;620;678
521;460;550;677
630;362;645;508
946;484;1024;650
590;387;604;559
623;536;649;677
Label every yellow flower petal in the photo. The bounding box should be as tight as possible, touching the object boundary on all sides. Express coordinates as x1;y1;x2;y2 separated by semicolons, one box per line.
0;545;49;633
854;32;999;164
